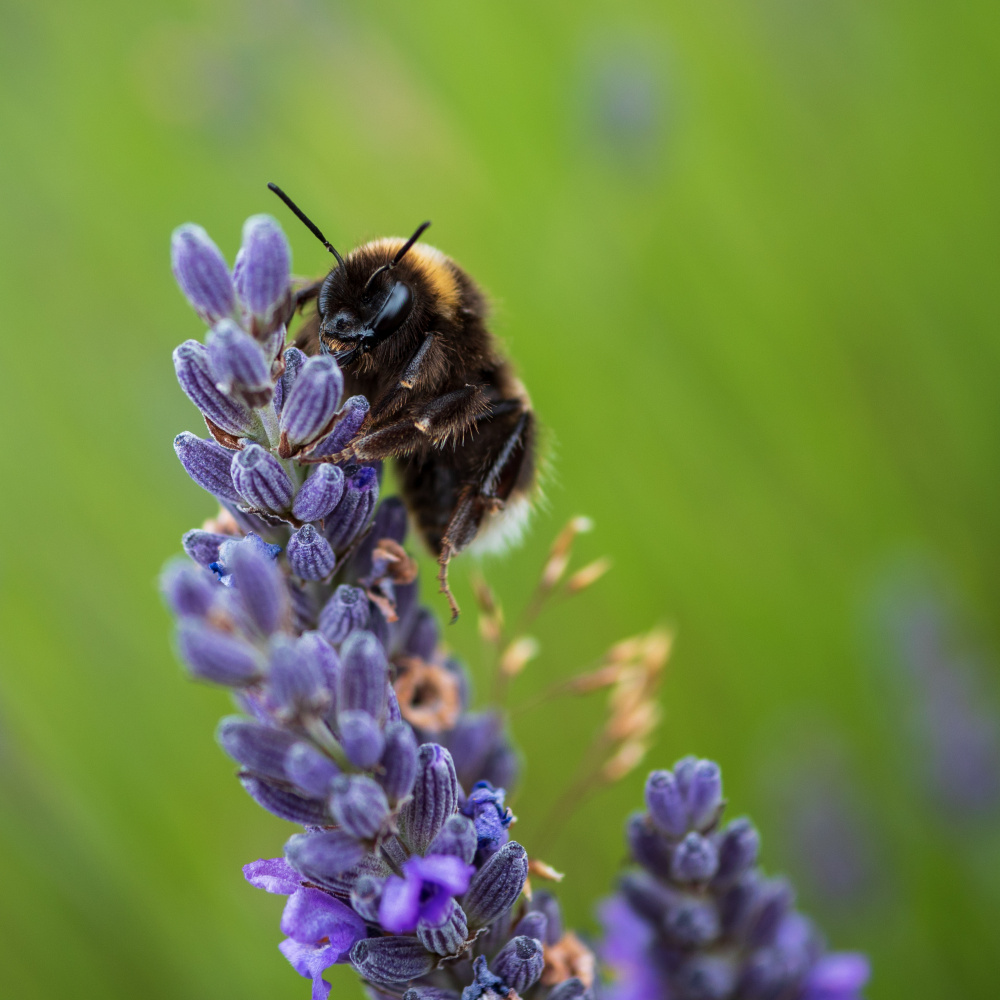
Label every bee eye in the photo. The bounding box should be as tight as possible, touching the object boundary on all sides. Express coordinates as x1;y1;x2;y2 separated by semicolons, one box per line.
369;281;413;339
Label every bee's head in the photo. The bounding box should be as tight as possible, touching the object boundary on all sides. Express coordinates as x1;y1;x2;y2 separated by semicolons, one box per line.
266;183;429;366
316;237;427;365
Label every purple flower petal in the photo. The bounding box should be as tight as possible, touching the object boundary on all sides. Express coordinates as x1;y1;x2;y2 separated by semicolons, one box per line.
243;857;302;895
378;872;423;933
803;953;871;1000
281;887;366;949
278;938;340;1000
408;854;475;896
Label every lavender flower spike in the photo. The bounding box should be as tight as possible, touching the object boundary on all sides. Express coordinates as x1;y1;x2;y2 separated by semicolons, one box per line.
600;757;870;1000
171;223;235;323
280;356;344;455
233;214;292;320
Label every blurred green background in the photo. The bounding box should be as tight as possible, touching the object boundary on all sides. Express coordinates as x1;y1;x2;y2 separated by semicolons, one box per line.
2;0;999;997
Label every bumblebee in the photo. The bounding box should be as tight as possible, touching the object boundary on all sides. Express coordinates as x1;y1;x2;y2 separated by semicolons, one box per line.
269;184;536;621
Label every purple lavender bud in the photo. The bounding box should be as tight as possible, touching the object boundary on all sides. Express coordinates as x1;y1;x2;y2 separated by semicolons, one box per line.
297;630;340;701
268;637;329;718
350;874;385;922
492;935;545;993
211;532;282;583
312;394;369;456
676;956;737;1000
286;525;336;580
671;832;720;883
513;909;548;943
338;630;388;720
714;818;759;886
718;875;760;936
802;953;870;1000
402;990;460;1000
337;709;385;769
173;340;255;437
161;560;218;617
646;769;688;837
325;465;379;550
547;977;590;1000
232;214;291;318
428;814;477;864
259;325;285;365
528;891;563;945
746;878;794;949
239;774;330;825
663;892;720;948
182;529;231;567
686;759;724;831
403;608;439;661
176;620;262;685
439;712;502;789
380;721;419;803
626;812;674;877
400;744;459;854
417;897;468;957
285;829;366;885
739;947;799;1000
349;936;435;988
217;717;298;780
463;840;528;928
353;496;409;576
231;444;294;515
274;346;306;414
284;741;339;797
227;536;287;634
319;584;369;645
619;870;674;923
481;743;519;792
291;464;345;523
280;356;343;451
206;320;273;408
173;432;243;504
170;224;235;323
329;774;389;839
674;755;698;795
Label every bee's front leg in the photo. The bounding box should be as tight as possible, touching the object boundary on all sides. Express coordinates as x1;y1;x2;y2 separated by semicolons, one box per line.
332;384;490;463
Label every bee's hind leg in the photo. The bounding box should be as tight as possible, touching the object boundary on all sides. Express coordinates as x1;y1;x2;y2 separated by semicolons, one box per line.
437;486;481;624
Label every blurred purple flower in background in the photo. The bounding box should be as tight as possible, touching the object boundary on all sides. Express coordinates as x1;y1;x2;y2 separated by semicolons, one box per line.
873;565;1000;821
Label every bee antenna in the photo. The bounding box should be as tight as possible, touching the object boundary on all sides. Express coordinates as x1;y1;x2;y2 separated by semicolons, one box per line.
363;220;432;294
267;182;345;268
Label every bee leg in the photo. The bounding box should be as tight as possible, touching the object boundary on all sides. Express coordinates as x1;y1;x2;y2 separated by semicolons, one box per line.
399;333;437;390
436;413;532;624
368;333;443;423
333;385;490;462
437;541;461;624
293;279;322;309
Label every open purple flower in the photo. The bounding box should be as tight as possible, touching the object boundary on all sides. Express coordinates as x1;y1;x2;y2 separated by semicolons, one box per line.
378;853;475;934
243;858;365;1000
